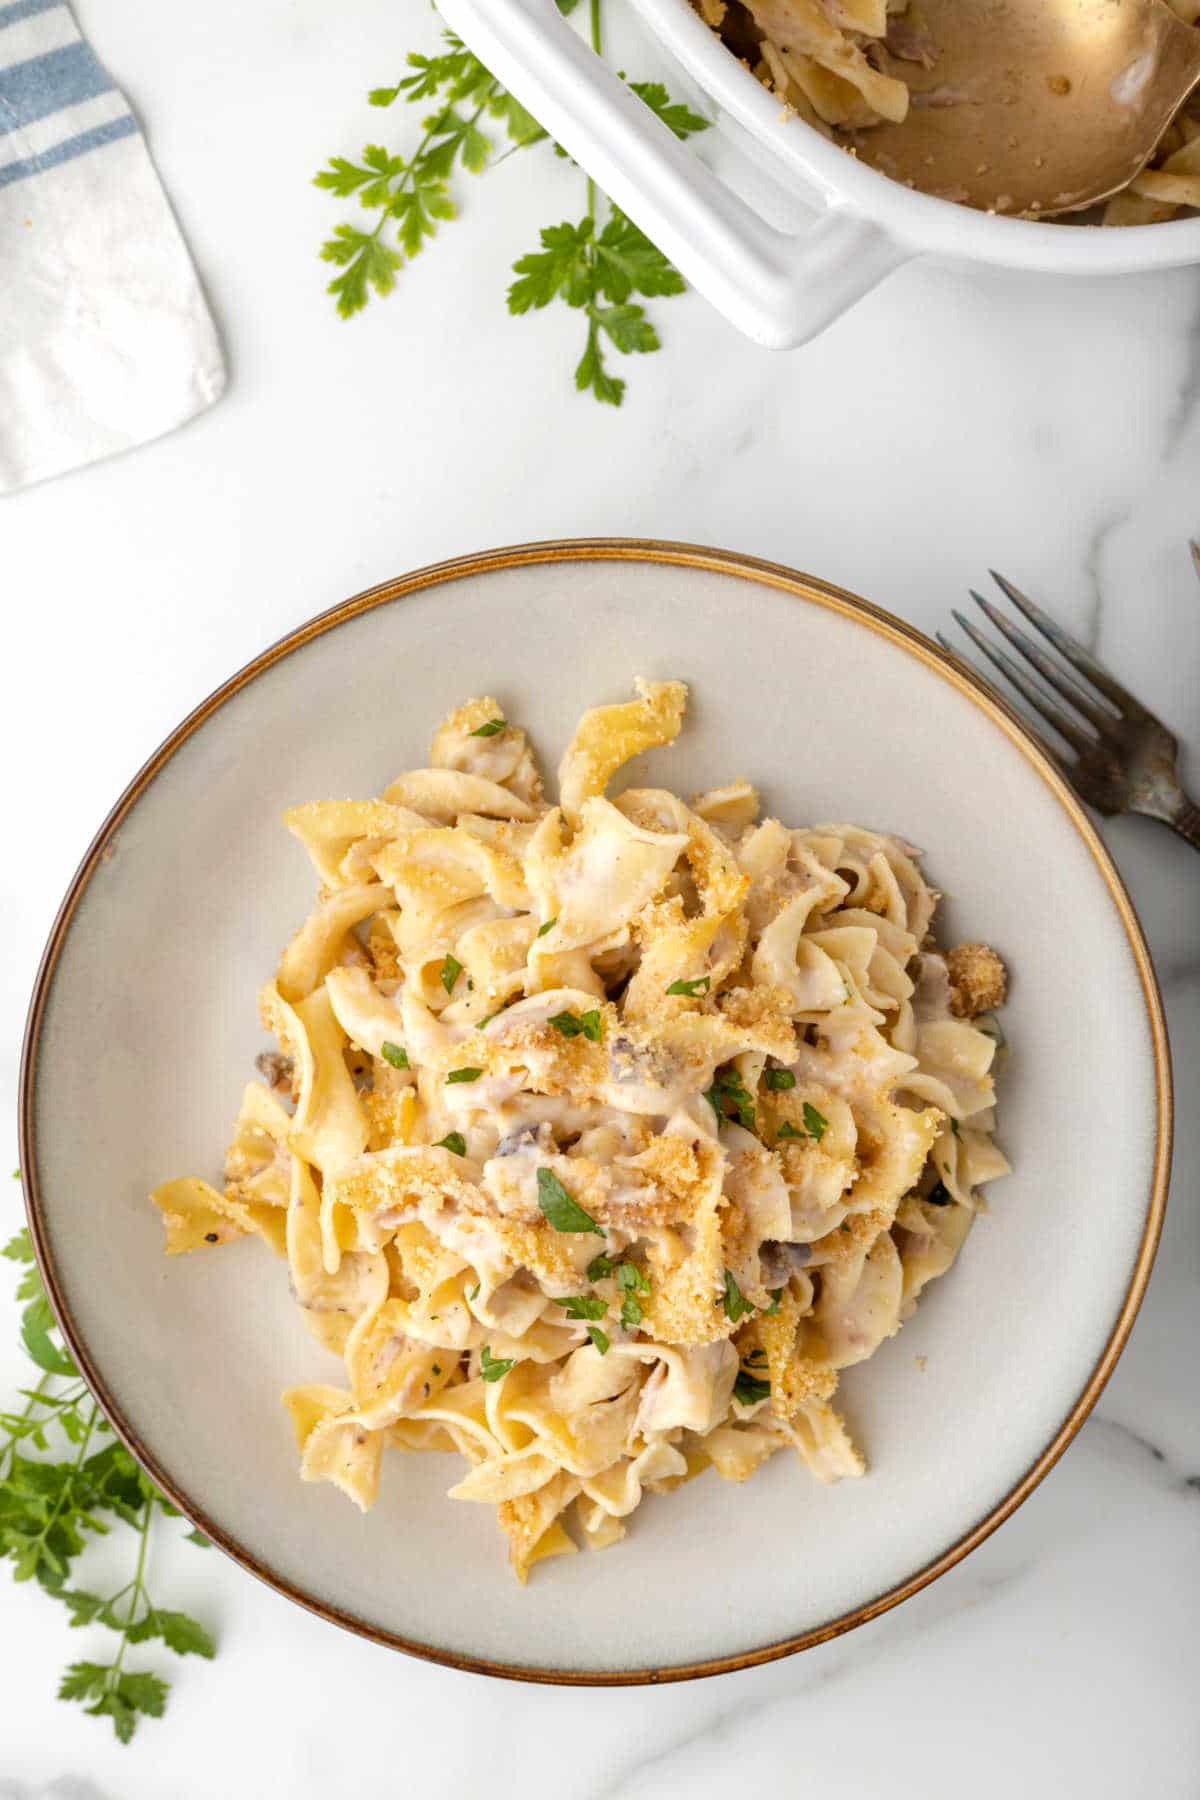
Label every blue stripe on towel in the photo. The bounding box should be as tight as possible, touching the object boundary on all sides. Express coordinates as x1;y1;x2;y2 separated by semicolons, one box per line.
0;0;66;30
0;40;112;135
0;108;134;188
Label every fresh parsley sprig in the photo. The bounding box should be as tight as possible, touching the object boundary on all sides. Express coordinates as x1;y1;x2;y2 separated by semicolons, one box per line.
315;2;708;404
2;1219;215;1744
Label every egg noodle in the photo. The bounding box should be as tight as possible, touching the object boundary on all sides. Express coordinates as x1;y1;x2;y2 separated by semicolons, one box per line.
692;0;1200;222
151;682;1009;1581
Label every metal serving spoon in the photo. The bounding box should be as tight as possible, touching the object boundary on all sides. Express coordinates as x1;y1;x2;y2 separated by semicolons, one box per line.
850;0;1200;216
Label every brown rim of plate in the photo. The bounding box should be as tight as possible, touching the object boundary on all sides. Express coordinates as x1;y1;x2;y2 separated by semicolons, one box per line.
18;538;1172;1686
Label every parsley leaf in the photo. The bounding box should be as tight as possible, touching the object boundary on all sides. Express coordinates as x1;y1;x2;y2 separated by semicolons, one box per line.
620;1296;643;1331
2;1228;33;1263
586;1254;614;1281
445;1067;483;1084
721;1267;754;1323
626;80;710;140
470;717;507;736
126;1608;216;1660
536;1168;604;1236
950;1116;962;1137
705;1066;756;1132
548;1009;603;1042
434;1132;467;1157
479;1346;515;1382
440;954;463;995
763;1068;796;1091
615;1262;650;1295
776;1122;804;1141
593;207;686;303
380;1040;409;1069
763;1288;784;1316
319;224;404;320
733;1370;771;1406
802;1102;829;1143
666;976;710;997
551;1293;608;1321
536;917;558;937
508;217;595;311
587;1325;610;1356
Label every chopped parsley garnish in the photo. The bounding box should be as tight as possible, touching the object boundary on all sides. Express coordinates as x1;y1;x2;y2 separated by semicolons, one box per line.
468;1283;480;1300
380;1040;409;1069
620;1296;643;1331
926;1181;952;1207
445;1066;482;1084
587;1325;610;1355
477;1011;500;1029
479;1345;514;1382
470;718;507;737
666;976;710;997
551;1293;608;1321
763;1068;796;1091
704;1066;756;1131
763;1288;784;1315
721;1267;754;1323
776;1122;805;1141
536;1167;604;1236
548;1009;603;1042
586;1253;614;1281
440;954;463;995
733;1370;771;1406
950;1117;961;1137
536;917;557;937
615;1261;650;1296
434;1132;467;1157
802;1103;829;1143
432;1364;442;1376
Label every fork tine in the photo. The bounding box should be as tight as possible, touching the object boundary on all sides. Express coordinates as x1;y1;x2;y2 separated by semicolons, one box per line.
968;589;1115;732
951;610;1097;755
988;570;1142;714
936;631;1074;781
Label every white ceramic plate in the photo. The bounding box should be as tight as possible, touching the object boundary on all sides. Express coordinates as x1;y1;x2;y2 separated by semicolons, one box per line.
20;542;1170;1683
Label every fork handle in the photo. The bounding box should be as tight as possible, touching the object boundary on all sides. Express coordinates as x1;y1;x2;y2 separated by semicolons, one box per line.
1166;796;1200;852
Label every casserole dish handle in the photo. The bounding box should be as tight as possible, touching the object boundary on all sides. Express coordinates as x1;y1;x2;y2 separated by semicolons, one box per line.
437;0;912;349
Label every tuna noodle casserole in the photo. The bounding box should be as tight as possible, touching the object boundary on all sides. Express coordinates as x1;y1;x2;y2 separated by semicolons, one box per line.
152;681;1009;1581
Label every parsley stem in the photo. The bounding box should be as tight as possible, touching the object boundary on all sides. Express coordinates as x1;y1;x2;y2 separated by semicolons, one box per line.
107;1491;153;1694
587;0;602;219
25;1399;98;1565
0;1371;53;1478
371;88;500;250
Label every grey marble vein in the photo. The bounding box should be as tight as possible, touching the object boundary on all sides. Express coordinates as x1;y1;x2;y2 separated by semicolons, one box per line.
1083;506;1131;652
1163;288;1200;459
1089;1413;1200;1499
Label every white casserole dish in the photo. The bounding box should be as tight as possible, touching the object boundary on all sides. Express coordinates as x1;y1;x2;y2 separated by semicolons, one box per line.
438;0;1200;347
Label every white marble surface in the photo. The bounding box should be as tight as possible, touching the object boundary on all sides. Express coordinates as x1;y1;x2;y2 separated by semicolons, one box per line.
2;0;1199;1793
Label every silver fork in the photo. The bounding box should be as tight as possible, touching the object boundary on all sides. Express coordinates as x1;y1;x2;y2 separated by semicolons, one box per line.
938;552;1200;853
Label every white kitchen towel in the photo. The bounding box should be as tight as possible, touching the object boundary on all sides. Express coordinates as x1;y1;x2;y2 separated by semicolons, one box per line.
0;0;225;494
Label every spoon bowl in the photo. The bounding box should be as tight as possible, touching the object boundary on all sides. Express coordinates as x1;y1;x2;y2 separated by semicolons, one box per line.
853;0;1200;216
